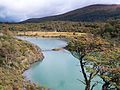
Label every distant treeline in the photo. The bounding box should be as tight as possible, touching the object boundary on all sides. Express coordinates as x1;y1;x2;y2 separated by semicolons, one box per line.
0;20;120;40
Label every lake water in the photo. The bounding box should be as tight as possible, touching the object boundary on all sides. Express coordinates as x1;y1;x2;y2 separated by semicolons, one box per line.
17;36;102;90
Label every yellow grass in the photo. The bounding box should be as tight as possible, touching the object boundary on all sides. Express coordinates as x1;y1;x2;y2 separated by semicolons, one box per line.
17;31;86;37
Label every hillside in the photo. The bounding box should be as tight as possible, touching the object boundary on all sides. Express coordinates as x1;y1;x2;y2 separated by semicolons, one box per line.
23;4;120;23
0;33;44;89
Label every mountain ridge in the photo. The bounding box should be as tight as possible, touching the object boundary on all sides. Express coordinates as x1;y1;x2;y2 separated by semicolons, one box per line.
22;4;120;23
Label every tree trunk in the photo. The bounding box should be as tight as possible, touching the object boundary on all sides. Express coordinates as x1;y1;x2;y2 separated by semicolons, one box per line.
79;55;91;90
85;82;90;90
102;82;110;90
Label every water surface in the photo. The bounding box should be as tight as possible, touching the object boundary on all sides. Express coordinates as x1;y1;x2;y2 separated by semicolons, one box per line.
18;36;102;90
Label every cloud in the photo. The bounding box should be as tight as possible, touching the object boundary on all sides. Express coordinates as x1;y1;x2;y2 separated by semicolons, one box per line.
0;0;120;22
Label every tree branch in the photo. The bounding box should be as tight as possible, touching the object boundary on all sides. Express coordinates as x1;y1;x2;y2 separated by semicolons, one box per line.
91;82;98;90
77;79;86;85
79;54;88;84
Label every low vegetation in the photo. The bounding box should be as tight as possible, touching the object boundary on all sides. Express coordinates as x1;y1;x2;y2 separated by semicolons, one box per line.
0;31;44;90
0;19;119;40
0;19;119;90
67;34;120;90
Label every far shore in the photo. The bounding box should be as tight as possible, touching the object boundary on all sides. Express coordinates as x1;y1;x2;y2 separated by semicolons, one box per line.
17;31;86;37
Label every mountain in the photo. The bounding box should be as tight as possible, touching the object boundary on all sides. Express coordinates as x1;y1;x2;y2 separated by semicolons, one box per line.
23;4;120;23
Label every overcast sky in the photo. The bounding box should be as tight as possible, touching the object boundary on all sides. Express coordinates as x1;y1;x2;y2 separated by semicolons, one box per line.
0;0;120;22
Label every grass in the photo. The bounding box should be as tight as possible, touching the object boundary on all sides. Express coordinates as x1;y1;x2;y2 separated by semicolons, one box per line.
17;31;86;37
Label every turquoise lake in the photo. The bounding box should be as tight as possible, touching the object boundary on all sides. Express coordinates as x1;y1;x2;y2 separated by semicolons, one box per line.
17;36;102;90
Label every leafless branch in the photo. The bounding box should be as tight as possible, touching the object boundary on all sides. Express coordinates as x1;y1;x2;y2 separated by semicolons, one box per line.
77;79;86;85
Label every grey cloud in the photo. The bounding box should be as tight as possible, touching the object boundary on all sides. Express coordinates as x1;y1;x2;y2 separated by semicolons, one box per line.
0;0;120;22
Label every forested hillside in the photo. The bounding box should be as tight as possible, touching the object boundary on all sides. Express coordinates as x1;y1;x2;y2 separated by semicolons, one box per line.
23;4;120;23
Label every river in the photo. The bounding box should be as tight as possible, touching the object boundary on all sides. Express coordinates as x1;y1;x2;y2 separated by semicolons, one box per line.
17;36;102;90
